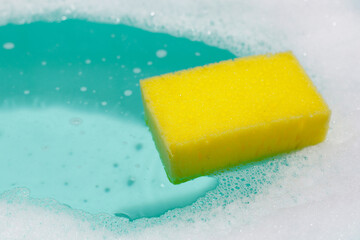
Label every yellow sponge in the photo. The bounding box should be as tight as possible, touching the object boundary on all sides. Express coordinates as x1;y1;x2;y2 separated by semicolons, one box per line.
140;52;330;184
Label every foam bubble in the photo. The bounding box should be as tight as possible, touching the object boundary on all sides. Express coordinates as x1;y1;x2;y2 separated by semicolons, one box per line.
156;49;167;58
69;117;83;126
124;90;133;96
3;42;14;50
133;67;141;74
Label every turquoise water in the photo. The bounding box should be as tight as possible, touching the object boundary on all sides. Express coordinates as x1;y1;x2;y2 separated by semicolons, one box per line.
0;20;236;220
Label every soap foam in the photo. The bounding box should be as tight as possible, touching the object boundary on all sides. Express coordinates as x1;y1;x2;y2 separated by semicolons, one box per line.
1;0;360;239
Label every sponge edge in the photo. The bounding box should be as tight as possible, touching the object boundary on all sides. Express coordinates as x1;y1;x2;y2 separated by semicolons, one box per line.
140;52;331;184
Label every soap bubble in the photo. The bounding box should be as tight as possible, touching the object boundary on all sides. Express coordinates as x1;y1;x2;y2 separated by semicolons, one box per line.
156;49;167;58
3;42;15;50
124;90;132;96
133;68;141;74
69;117;83;126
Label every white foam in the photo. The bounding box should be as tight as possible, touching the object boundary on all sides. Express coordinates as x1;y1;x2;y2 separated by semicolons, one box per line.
0;189;118;240
1;0;360;239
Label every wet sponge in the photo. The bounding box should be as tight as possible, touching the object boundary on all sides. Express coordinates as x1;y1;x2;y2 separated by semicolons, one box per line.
140;52;330;184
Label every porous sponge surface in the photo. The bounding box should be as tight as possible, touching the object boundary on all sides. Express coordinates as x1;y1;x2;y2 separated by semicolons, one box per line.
140;52;330;184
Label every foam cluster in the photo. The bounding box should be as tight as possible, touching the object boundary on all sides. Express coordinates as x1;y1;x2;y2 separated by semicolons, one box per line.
1;0;360;239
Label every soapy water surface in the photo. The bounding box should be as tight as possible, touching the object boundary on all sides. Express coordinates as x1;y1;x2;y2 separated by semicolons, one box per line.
0;20;235;220
1;0;360;239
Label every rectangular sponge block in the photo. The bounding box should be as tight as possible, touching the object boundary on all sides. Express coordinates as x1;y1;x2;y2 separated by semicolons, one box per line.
140;52;330;184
